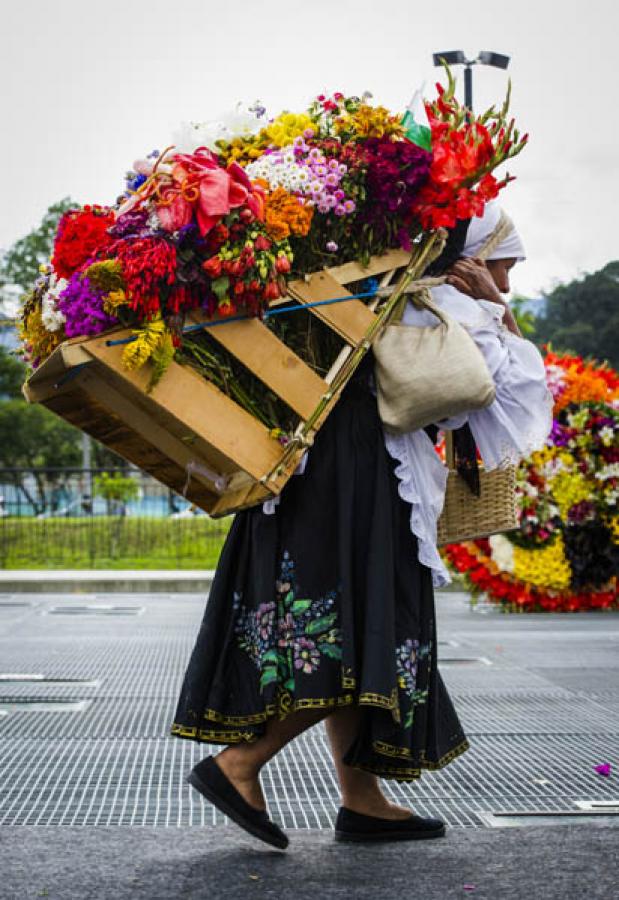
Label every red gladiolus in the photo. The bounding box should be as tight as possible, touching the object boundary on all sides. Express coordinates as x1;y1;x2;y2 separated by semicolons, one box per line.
112;237;177;317
275;254;291;274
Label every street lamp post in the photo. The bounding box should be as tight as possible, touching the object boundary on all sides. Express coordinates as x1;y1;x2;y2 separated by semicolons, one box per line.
432;50;510;111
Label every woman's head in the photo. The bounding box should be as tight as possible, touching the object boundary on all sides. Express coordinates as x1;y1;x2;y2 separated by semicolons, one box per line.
486;257;517;294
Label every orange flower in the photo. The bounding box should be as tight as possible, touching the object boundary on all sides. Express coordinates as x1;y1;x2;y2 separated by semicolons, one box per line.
263;187;313;241
551;356;619;413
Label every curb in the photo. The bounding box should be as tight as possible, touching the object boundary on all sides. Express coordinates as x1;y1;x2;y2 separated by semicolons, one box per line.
0;570;216;594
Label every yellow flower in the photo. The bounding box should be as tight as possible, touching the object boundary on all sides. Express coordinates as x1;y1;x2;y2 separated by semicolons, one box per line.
264;112;314;147
513;535;571;590
335;104;404;139
550;470;592;519
122;316;166;371
103;289;128;314
85;260;125;293
19;305;63;362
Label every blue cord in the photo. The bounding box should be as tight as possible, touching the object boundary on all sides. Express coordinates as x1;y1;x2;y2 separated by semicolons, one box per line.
105;288;379;348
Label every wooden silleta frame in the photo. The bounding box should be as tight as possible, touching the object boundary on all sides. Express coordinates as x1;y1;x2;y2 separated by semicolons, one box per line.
23;249;412;517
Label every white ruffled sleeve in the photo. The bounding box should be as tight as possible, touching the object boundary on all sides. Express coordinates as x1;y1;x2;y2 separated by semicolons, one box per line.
457;300;553;469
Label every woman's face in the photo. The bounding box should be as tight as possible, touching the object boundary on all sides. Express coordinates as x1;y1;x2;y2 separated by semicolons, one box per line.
486;257;517;294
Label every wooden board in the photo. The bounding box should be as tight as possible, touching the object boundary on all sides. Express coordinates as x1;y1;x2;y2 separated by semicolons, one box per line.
83;331;283;481
287;271;376;345
187;311;327;420
323;248;410;286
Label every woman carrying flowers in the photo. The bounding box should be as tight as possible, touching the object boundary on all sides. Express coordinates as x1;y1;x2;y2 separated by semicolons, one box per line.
20;81;551;849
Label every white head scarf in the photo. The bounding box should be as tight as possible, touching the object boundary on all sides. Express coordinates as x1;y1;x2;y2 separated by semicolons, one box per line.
461;199;526;262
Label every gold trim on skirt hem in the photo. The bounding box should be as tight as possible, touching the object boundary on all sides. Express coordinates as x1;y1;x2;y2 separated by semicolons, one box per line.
169;694;470;780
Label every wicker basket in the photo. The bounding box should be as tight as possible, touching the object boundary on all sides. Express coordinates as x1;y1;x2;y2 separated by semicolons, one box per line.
436;433;518;545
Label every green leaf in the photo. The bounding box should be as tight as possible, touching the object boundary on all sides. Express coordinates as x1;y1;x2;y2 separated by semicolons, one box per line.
306;613;338;636
283;678;296;692
259;667;278;689
283;590;295;609
211;276;230;301
291;599;312;615
261;649;279;665
319;643;342;660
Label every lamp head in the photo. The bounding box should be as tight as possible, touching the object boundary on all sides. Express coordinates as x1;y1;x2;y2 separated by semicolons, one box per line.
432;50;466;67
477;51;510;69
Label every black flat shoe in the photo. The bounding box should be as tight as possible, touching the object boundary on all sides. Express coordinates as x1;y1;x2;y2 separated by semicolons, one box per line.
187;756;288;850
334;806;446;842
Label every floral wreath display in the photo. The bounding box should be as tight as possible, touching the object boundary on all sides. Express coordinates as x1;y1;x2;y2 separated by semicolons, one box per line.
18;69;526;437
445;351;619;612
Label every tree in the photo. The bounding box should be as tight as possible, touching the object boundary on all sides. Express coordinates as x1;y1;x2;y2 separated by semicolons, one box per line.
0;346;25;399
533;261;619;368
0;202;128;495
1;198;75;294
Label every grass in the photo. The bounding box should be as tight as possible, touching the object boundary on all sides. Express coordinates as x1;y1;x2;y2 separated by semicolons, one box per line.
0;516;231;569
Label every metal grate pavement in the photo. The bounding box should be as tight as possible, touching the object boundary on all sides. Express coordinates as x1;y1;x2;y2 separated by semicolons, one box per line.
0;591;618;829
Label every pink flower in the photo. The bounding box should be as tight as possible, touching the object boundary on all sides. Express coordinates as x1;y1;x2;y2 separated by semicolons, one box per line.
157;149;265;237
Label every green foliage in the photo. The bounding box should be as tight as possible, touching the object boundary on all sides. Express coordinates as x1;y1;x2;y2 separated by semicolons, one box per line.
0;400;82;470
510;295;536;337
532;261;619;368
1;198;75;293
93;472;140;504
0;346;26;399
0;516;230;569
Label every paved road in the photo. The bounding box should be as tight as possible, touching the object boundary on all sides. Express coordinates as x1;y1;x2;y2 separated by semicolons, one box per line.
0;590;617;898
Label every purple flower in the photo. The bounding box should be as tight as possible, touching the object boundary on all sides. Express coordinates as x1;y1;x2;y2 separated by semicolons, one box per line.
109;209;151;239
294;637;320;673
326;241;338;252
57;272;118;338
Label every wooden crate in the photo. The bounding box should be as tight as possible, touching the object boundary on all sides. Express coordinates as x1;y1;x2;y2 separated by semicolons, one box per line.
23;250;410;516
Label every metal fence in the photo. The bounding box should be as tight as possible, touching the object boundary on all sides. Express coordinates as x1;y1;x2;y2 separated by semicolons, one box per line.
0;468;230;569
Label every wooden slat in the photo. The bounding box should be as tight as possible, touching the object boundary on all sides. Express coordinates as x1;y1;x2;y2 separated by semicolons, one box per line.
187;312;327;419
40;384;220;508
287;271;376;346
322;249;410;285
79;371;233;496
82;333;284;481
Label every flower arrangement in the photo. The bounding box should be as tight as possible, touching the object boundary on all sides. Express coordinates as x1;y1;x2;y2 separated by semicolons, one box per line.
445;351;619;612
18;70;526;407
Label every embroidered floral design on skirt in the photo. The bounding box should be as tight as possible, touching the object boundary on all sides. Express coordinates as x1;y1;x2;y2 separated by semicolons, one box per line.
233;552;342;693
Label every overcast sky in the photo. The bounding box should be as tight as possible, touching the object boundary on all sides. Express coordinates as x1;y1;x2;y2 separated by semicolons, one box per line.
1;0;617;298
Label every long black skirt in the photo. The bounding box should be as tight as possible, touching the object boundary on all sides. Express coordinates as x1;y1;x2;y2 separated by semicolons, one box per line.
170;359;469;781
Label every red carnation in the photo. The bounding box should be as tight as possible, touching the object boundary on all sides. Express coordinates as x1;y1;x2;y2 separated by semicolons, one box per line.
52;206;115;279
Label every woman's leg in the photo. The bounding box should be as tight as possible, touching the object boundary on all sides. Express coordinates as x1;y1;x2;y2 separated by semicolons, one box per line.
325;707;414;819
214;707;329;810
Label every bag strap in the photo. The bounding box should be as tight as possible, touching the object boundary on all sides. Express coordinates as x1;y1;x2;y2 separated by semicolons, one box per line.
476;210;515;261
